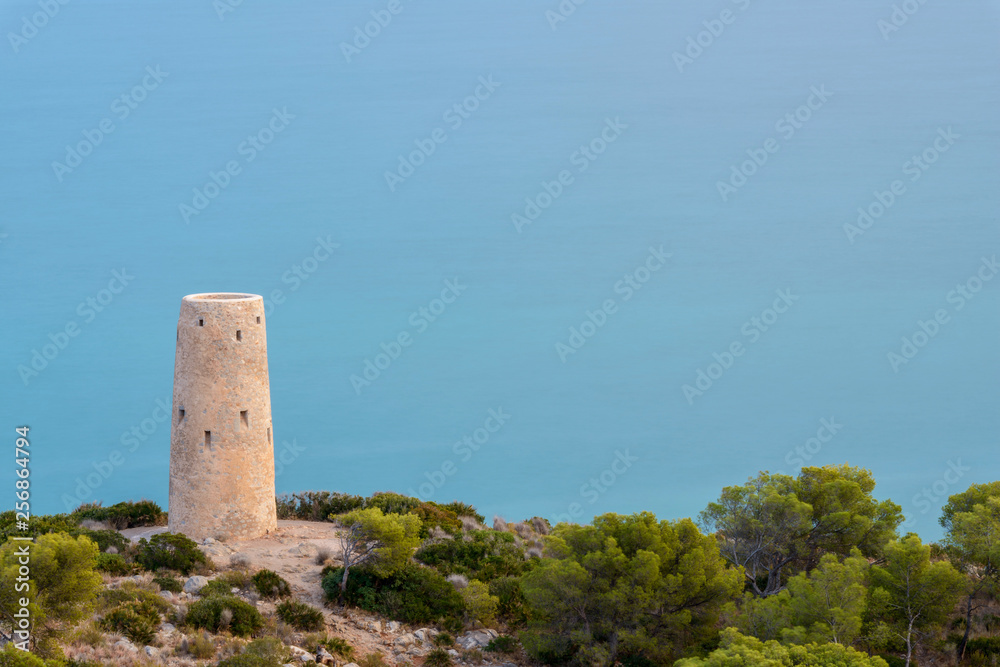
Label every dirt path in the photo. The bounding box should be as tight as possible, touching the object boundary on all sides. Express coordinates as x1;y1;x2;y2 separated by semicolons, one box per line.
123;520;344;607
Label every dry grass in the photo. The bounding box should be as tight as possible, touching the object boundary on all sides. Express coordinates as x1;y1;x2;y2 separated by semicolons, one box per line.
316;546;333;565
460;516;483;532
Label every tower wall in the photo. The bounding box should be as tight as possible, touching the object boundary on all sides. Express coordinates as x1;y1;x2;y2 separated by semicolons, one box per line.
168;293;277;541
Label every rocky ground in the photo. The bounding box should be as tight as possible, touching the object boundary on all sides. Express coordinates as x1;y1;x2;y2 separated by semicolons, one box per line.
64;520;522;667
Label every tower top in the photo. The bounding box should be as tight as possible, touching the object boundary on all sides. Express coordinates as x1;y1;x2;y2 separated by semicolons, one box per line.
183;292;260;302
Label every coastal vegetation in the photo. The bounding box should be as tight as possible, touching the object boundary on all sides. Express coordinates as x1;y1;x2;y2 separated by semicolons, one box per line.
3;470;1000;666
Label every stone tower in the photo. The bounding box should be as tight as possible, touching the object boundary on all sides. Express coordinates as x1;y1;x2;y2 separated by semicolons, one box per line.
168;293;277;541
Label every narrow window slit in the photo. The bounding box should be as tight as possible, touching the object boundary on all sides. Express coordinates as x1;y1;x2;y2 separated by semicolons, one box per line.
240;410;249;428
178;408;185;422
198;318;204;327
236;330;242;341
256;316;261;324
204;431;212;449
266;427;271;444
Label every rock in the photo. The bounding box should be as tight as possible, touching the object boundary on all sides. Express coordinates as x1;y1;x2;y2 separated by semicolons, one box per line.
396;633;416;646
289;542;319;557
457;630;494;650
447;649;460;657
288;646;311;657
158;622;176;634
144;646;158;658
387;620;401;633
113;639;137;652
184;575;209;594
296;655;314;663
158;590;175;603
413;628;427;643
316;647;336;665
368;619;382;632
343;663;361;667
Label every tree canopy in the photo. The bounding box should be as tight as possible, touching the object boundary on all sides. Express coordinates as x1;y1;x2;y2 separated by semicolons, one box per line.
675;628;890;667
700;465;902;596
519;512;743;665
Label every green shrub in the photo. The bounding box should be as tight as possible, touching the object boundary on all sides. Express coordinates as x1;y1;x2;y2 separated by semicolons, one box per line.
485;635;519;654
412;503;462;537
968;637;1000;658
185;631;215;659
199;578;237;598
76;528;130;553
72;500;166;529
276;491;365;520
364;492;422;516
0;511;78;541
357;652;389;667
95;552;132;576
153;575;183;593
186;595;264;637
98;581;171;615
251;569;291;599
136;532;208;575
0;644;59;666
100;600;160;645
247;637;292;661
319;636;354;659
439;502;485;524
488;577;529;627
425;648;453;667
322;563;464;625
216;655;269;667
461;580;498;625
276;600;325;631
416;531;527;581
433;633;454;647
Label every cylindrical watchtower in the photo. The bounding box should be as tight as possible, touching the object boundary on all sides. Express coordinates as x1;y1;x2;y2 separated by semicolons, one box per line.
168;293;276;541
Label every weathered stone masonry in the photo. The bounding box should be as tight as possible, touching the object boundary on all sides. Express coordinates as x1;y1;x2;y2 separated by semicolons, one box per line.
168;293;277;541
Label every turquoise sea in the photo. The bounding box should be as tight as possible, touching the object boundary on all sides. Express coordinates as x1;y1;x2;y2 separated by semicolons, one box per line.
2;0;998;540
